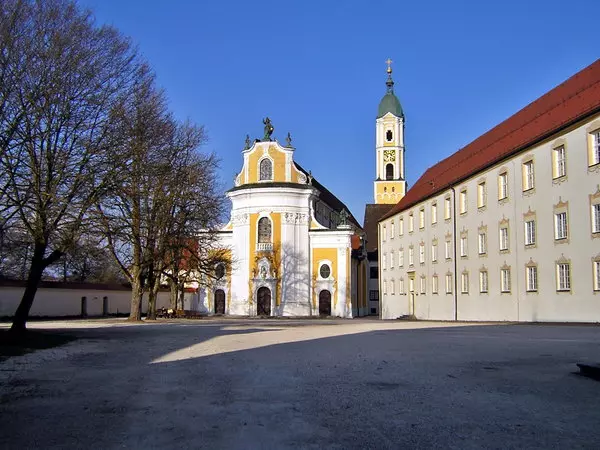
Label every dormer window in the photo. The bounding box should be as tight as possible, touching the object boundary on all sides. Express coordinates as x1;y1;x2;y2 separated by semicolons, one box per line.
386;130;393;142
259;158;273;181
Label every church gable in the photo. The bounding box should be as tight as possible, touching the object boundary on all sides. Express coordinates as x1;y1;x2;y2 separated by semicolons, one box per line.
235;140;306;186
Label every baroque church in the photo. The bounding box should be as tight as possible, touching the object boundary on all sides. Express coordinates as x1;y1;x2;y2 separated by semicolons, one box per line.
196;119;369;317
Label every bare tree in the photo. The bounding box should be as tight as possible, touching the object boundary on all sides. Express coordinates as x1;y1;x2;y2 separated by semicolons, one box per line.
0;0;140;335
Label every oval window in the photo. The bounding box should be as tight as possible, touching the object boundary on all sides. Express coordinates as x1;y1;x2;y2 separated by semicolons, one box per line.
215;264;225;279
320;264;331;279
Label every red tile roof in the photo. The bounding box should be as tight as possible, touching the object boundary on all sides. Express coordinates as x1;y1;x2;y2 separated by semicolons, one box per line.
380;59;600;222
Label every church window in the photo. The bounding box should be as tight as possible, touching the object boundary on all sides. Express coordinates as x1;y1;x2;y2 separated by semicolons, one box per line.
319;263;331;279
215;264;225;279
386;164;394;180
259;158;273;181
258;217;272;243
386;130;393;142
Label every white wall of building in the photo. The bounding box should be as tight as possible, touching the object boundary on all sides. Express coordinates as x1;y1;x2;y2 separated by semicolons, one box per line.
380;113;600;322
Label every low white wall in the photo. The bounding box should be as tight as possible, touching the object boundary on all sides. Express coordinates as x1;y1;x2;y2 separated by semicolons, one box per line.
0;286;171;317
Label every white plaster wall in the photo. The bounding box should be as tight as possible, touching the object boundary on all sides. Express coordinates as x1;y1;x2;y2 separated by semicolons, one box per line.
0;287;170;317
380;112;600;323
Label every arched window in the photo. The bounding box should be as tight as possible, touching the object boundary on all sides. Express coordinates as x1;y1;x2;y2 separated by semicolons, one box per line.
386;163;394;180
259;159;273;181
258;217;272;243
386;130;393;142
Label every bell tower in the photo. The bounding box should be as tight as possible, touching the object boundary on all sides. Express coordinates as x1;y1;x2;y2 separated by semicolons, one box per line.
374;59;406;204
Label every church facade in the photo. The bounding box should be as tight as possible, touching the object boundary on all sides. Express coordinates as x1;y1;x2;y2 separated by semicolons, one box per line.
378;59;600;322
197;124;368;317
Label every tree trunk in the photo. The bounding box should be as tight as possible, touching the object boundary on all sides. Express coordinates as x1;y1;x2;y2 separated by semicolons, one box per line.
129;271;144;321
10;242;47;336
146;272;161;320
178;282;185;311
168;279;177;310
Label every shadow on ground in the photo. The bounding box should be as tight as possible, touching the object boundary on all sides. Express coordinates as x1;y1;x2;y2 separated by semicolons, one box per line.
1;321;599;449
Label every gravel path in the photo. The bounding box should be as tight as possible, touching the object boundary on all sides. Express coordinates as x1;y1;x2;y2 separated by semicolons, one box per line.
1;319;599;449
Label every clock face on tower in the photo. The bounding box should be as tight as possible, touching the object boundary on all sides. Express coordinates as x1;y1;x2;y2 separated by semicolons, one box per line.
383;150;396;162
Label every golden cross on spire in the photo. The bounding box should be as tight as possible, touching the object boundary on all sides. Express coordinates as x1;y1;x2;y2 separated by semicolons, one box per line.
385;58;393;74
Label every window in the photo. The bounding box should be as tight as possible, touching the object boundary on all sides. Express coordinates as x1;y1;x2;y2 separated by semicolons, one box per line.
383;280;387;295
460;236;468;257
555;212;568;240
399;278;405;294
391;221;395;238
445;274;453;294
386;130;393;141
590;131;600;166
557;263;571;291
258;217;272;243
553;146;566;178
408;247;414;266
419;208;425;229
386;163;394;180
408;213;414;232
399;249;404;267
478;232;487;255
592;204;600;234
523;161;535;191
459;189;467;214
390;252;394;268
477;182;487;208
370;267;378;279
445;240;452;260
526;266;538;292
498;172;508;200
431;243;438;262
461;272;469;294
420;276;426;294
501;268;511;292
382;253;386;270
399;217;404;236
215;264;225;279
594;261;600;291
419;243;425;264
444;197;451;220
259;158;273;181
479;270;488;293
390;279;395;295
499;227;509;251
525;220;536;246
432;275;439;294
431;203;437;224
320;264;331;279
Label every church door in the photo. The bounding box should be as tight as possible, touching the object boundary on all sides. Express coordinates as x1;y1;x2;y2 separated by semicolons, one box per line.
214;289;225;314
319;290;331;317
257;287;271;316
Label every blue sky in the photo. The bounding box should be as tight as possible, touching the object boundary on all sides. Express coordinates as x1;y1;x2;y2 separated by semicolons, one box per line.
80;0;598;222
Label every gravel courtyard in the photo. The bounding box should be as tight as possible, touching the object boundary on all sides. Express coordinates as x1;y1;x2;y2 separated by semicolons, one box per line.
1;318;599;449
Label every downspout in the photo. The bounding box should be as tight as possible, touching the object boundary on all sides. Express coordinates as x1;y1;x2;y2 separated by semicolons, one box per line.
378;222;382;320
451;186;458;321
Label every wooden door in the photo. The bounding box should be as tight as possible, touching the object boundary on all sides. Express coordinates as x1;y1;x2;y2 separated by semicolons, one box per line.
257;287;271;316
214;289;226;314
319;290;331;317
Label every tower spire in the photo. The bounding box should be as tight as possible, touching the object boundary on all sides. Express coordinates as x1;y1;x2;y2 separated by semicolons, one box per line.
385;58;394;93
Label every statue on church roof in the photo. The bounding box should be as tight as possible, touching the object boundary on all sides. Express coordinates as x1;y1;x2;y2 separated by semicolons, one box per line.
338;209;350;228
244;134;251;150
263;117;274;141
286;132;292;147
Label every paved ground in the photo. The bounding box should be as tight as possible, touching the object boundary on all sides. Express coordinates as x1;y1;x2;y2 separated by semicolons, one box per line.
1;318;599;449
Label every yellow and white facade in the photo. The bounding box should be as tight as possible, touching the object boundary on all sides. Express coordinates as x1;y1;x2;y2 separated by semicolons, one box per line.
198;136;367;317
